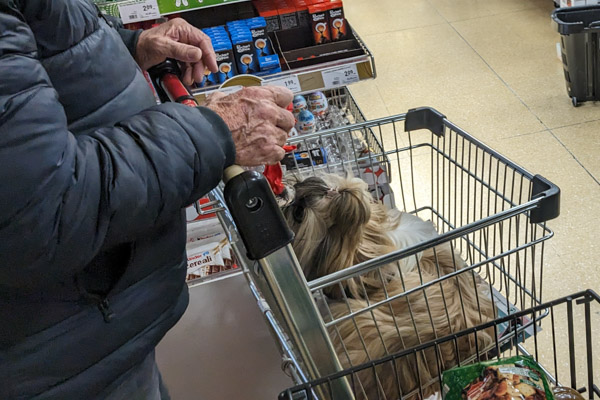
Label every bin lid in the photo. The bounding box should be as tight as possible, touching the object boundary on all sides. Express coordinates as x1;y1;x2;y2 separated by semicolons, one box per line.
552;6;600;35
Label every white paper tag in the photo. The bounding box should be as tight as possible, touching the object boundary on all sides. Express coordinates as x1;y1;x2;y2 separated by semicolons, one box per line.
118;0;160;24
264;75;302;93
321;64;360;88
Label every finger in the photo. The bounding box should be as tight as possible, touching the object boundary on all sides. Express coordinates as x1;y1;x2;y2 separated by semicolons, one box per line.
236;86;293;109
248;145;285;166
182;63;194;86
258;86;294;108
275;108;295;133
181;26;218;73
275;127;289;146
192;60;206;85
264;146;286;165
161;38;203;63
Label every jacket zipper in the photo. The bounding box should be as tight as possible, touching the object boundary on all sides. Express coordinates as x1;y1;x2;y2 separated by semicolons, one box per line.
97;298;115;323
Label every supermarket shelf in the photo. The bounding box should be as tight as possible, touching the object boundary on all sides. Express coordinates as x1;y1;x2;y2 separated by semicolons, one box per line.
192;30;376;101
96;0;250;23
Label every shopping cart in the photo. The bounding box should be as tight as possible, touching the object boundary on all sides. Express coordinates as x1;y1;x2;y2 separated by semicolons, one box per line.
148;65;564;399
279;290;599;400
213;99;562;397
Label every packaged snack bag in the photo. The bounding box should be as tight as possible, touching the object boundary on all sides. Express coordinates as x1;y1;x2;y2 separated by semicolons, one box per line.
443;356;554;400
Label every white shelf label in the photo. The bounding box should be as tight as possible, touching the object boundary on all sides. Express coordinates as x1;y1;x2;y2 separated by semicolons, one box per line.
264;75;302;93
321;64;360;88
119;0;160;24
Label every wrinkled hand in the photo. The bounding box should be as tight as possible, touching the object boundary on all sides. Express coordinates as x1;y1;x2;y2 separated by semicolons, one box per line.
135;18;217;85
205;86;295;166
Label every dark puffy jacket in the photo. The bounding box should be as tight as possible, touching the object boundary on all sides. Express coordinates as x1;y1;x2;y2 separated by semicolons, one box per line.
0;1;235;398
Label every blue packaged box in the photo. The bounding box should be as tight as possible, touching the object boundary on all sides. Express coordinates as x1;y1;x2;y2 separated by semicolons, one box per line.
212;40;237;84
258;54;280;71
232;36;258;74
246;17;273;57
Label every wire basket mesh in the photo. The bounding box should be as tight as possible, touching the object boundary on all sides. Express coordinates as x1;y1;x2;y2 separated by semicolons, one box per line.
278;104;560;393
279;290;599;400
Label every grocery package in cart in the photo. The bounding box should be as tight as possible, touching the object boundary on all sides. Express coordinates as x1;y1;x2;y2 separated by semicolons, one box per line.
280;290;599;400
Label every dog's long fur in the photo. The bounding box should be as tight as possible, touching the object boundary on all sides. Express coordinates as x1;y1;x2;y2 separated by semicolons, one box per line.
282;174;496;399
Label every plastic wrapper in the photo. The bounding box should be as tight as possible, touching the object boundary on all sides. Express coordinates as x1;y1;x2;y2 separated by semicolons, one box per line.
442;356;554;400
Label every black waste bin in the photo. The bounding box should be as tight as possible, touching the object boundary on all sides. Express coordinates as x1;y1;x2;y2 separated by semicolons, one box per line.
552;6;600;106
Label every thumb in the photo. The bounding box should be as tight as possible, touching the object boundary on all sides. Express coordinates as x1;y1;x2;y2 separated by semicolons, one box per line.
161;38;203;63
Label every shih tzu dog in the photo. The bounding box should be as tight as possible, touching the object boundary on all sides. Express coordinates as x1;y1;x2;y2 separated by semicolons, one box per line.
282;173;496;399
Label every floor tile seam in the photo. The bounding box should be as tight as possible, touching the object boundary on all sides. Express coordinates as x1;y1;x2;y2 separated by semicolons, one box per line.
547;117;600;131
430;20;599;187
546;128;600;186
360;20;449;40
444;18;553;135
431;4;543;24
500;127;552;139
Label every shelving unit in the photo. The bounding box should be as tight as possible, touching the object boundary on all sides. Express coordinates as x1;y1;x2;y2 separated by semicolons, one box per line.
193;47;376;101
96;0;249;23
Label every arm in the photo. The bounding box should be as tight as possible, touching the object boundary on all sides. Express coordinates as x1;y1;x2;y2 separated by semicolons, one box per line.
0;3;234;289
101;13;143;58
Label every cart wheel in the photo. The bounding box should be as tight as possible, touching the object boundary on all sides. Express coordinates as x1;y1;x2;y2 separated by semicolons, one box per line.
572;97;579;107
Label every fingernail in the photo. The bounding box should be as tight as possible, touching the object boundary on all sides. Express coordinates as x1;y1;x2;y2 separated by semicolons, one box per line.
187;48;201;60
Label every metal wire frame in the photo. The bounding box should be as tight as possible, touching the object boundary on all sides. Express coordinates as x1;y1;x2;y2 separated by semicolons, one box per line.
280;104;558;394
192;91;559;394
279;290;600;400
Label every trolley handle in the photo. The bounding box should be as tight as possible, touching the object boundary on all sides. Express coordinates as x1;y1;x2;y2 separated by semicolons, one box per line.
148;60;294;260
530;174;561;224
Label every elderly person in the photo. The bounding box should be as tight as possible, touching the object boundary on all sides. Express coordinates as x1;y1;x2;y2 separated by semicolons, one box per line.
0;1;294;398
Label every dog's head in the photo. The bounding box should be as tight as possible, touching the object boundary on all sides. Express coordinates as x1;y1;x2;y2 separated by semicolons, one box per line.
282;173;398;298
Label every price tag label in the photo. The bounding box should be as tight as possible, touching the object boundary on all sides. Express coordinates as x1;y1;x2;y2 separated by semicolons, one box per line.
119;0;160;24
264;75;302;93
321;64;360;88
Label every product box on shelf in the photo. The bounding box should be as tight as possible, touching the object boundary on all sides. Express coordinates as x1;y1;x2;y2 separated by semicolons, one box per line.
213;41;237;83
254;0;282;31
232;35;259;74
308;2;331;44
291;0;311;30
328;1;348;41
247;17;274;56
277;0;300;30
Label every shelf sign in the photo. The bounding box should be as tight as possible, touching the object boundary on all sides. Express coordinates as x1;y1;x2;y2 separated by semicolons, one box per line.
118;0;160;23
321;64;360;88
263;75;302;93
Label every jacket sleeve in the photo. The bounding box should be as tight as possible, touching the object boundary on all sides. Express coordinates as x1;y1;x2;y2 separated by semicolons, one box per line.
0;3;235;289
102;13;142;58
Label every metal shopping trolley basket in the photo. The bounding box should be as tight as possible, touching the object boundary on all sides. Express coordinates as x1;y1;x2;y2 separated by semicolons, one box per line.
279;290;599;400
207;103;561;398
148;65;562;398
